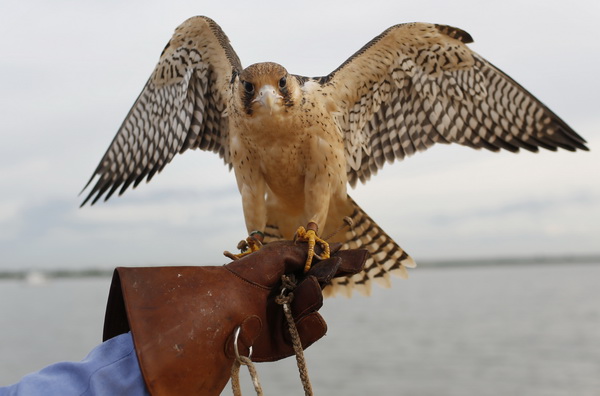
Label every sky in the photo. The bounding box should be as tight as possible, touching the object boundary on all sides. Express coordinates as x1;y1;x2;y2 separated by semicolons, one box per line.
0;0;598;270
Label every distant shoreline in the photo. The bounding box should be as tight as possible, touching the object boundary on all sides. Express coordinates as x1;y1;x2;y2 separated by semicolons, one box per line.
0;268;114;281
1;254;599;280
418;254;600;268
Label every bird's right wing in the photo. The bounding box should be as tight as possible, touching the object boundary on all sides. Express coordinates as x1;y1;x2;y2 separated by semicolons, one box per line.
81;16;242;205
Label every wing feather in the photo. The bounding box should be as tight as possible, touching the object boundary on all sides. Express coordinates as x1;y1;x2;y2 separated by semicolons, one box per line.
81;16;241;205
317;23;588;187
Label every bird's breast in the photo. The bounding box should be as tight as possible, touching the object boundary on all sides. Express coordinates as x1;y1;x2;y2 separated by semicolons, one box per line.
229;99;346;200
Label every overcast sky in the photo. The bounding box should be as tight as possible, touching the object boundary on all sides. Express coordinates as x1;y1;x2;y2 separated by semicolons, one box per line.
0;0;598;270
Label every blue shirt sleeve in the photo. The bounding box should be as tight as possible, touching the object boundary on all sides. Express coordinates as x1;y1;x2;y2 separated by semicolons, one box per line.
0;332;149;396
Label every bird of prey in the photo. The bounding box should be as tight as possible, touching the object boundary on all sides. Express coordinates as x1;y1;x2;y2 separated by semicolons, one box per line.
81;16;588;297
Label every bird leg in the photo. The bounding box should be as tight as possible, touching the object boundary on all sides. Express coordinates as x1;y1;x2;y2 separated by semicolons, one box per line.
294;222;330;272
223;231;264;260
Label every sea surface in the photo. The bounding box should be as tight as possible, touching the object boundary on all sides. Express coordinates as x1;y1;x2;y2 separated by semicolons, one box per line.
1;261;599;395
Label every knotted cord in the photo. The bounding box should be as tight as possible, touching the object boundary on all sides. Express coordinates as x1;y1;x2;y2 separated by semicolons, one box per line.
231;326;264;396
275;274;314;396
230;274;314;396
231;355;263;396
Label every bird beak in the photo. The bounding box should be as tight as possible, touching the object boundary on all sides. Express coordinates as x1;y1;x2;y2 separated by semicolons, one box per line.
253;85;282;114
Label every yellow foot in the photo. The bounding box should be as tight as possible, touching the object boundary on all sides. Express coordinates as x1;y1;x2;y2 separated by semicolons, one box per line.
223;231;264;260
294;222;330;272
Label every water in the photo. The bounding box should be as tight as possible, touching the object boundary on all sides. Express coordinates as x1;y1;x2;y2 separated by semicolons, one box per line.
1;263;599;395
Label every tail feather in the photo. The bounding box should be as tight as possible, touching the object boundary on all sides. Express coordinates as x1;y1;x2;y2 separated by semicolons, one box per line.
324;196;415;298
263;195;415;298
263;223;284;242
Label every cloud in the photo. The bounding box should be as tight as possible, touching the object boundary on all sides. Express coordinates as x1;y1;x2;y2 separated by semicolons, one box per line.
428;192;597;226
0;186;247;269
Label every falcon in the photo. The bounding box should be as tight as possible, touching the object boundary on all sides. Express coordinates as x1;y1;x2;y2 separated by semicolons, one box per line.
81;16;588;297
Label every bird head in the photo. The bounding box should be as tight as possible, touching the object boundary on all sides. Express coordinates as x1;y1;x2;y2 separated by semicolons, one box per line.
235;62;297;116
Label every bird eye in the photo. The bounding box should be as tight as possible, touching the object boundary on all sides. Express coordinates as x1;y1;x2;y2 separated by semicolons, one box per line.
278;76;287;89
242;81;254;94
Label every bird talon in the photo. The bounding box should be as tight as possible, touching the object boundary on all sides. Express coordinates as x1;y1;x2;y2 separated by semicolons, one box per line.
295;223;330;272
236;239;249;251
223;250;239;260
224;233;263;260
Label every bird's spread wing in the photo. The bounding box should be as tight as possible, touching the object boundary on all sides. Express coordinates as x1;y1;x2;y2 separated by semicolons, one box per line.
81;16;241;205
316;23;588;187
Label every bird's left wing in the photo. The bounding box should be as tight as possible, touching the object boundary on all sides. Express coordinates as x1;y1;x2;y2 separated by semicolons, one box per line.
317;23;588;187
81;16;242;205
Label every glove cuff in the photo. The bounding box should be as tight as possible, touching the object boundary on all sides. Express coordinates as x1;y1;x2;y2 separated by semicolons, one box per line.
103;266;266;396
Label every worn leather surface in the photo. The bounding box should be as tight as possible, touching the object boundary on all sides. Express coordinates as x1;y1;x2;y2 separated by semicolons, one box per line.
103;241;368;395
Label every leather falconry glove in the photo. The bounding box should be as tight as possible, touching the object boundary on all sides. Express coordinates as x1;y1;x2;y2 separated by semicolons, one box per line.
103;240;368;396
